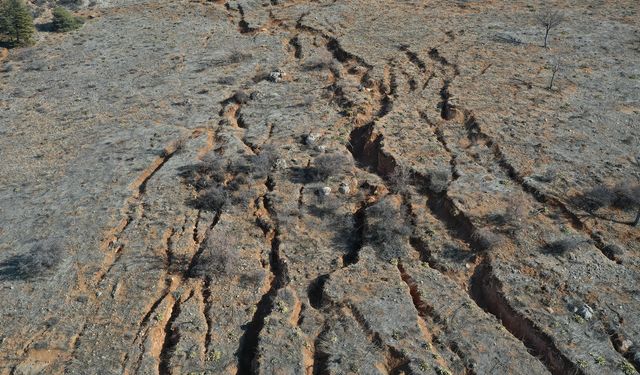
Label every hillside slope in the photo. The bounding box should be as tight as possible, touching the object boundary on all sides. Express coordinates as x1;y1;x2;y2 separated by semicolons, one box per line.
0;1;639;374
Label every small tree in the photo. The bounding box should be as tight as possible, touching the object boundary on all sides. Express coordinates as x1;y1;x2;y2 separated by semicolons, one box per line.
547;57;561;90
0;0;35;47
536;9;564;48
52;7;83;33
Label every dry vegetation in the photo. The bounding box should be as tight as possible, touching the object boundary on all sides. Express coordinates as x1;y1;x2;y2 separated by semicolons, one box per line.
0;0;638;374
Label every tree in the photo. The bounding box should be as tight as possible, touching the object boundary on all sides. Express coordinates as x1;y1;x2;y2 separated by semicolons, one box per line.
52;7;83;32
536;9;564;48
547;57;561;90
0;0;35;47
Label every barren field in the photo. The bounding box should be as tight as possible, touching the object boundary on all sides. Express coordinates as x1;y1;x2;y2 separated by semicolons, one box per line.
1;0;639;374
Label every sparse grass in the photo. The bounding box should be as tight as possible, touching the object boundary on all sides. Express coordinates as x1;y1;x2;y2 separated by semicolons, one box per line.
618;360;636;375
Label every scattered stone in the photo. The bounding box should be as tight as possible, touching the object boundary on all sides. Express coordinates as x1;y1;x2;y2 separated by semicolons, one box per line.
268;69;284;82
573;303;594;320
274;158;288;170
304;133;320;145
320;186;332;196
339;182;350;194
620;339;634;353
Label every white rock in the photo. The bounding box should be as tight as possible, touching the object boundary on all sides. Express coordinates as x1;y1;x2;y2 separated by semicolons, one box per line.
575;304;594;320
305;133;320;145
269;70;284;82
274;158;288;170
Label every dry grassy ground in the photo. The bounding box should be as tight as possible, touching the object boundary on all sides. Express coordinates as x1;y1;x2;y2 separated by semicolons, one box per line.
0;0;639;374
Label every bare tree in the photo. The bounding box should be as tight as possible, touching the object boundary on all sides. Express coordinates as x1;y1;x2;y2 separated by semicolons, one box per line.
536;9;564;48
547;57;562;90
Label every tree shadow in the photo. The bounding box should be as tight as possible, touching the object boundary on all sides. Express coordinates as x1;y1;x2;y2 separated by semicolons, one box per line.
568;183;640;225
35;22;54;32
0;253;57;281
0;241;64;282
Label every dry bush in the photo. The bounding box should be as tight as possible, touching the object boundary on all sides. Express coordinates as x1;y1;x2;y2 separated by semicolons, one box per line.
302;55;333;71
365;197;411;260
194;186;229;212
190;235;238;279
547;56;563;90
311;153;354;182
542;237;584;255
388;165;413;195
232;90;250;104
248;145;279;180
428;169;450;193
197;154;228;184
471;228;506;250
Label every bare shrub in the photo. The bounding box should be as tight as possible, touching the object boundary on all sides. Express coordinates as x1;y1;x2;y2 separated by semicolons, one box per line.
239;269;265;288
602;243;625;259
613;183;640;209
232;90;250;104
210;49;252;68
248;145;279;180
428;170;450;193
542;237;585;255
302;55;333;71
486;197;527;234
536;9;564;48
190;235;238;279
388;165;413;194
547;56;562;90
194;186;229;212
265;192;300;229
198;154;228;184
471;228;506;250
311;153;354;182
615;183;640;226
365;197;411;260
230;186;257;209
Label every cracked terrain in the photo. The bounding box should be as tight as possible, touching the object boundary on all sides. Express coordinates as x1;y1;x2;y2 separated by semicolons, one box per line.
1;0;639;374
